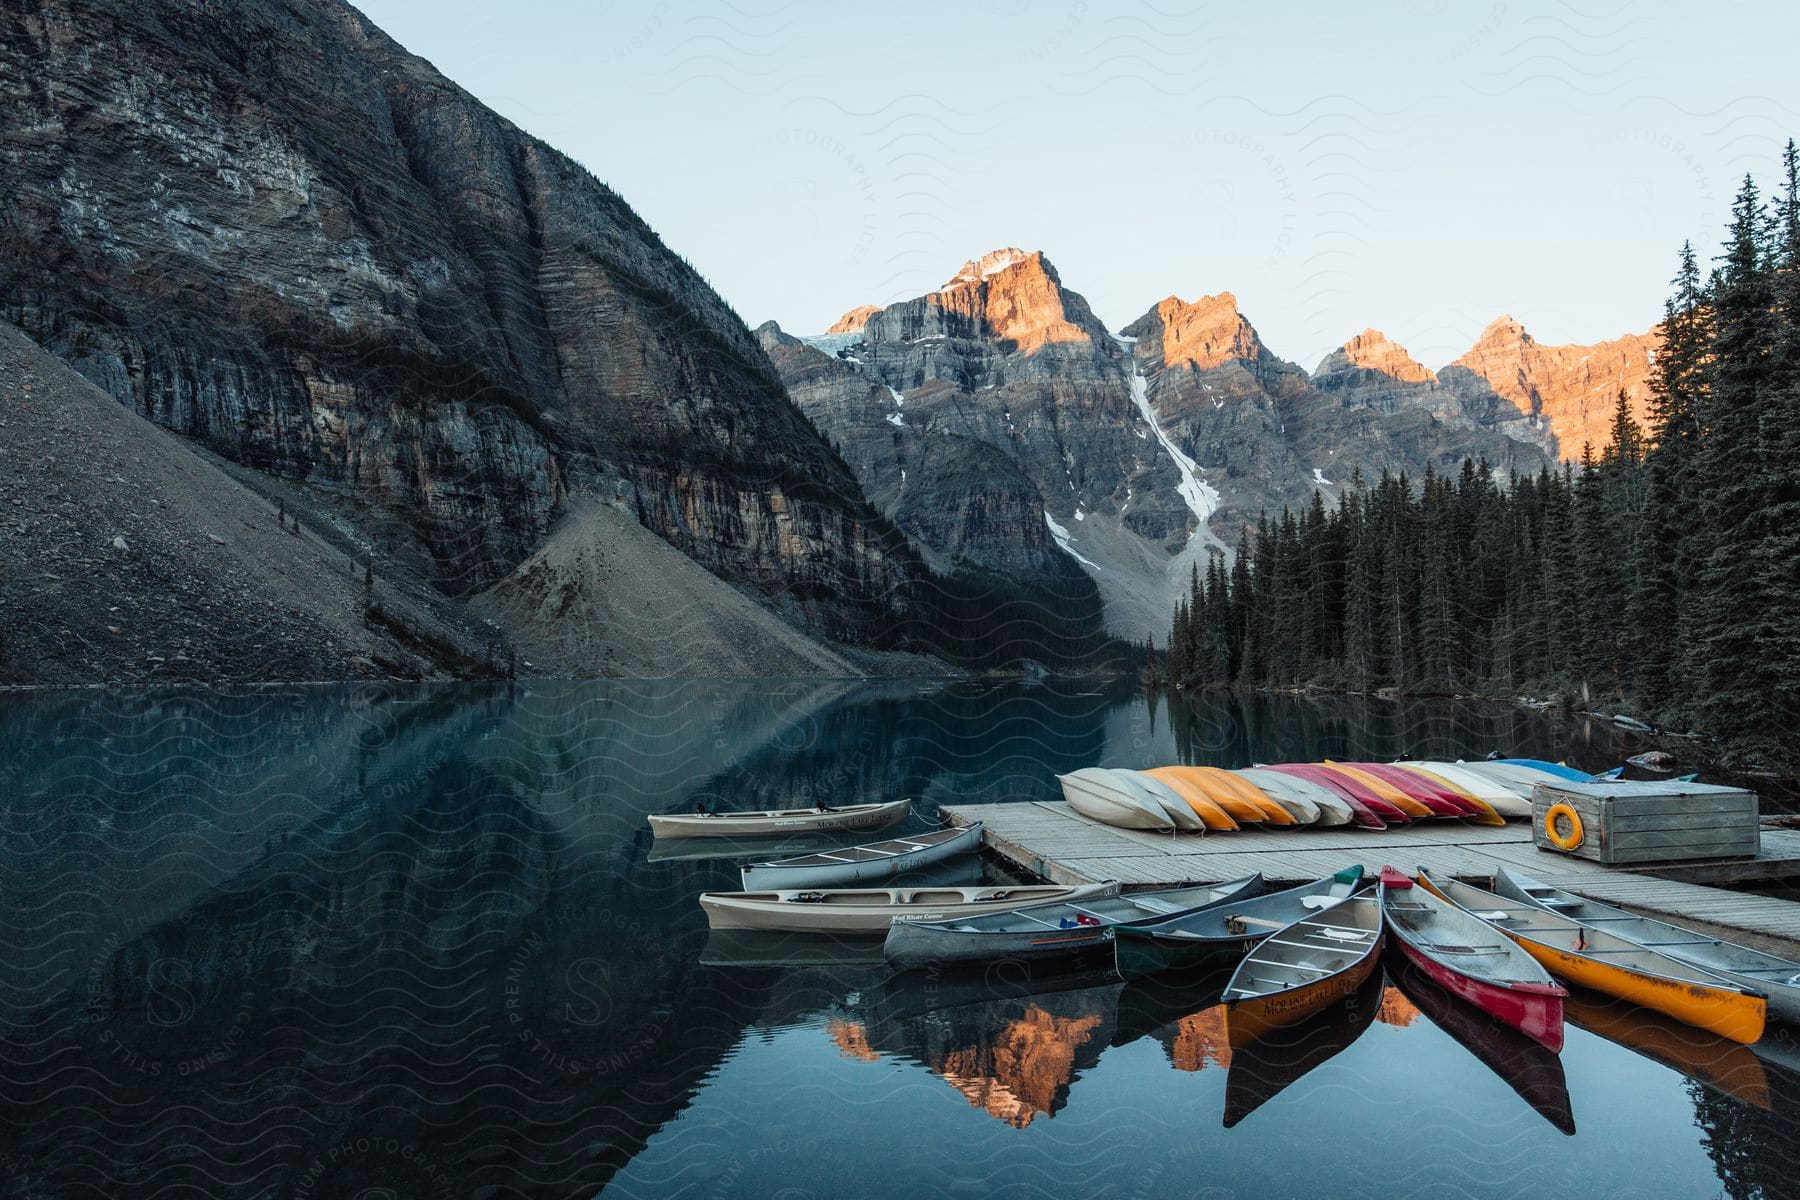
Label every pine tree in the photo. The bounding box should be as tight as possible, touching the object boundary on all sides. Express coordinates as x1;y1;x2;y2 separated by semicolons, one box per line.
1690;176;1778;745
1762;139;1800;736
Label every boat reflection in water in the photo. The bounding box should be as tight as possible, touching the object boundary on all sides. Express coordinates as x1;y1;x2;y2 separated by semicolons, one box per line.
1387;955;1577;1135
1565;987;1773;1111
1223;969;1387;1128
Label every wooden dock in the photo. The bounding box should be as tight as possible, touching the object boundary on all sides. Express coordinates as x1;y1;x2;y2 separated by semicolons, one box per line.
943;801;1800;956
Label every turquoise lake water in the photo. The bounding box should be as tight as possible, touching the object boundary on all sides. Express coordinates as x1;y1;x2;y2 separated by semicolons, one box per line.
0;680;1794;1198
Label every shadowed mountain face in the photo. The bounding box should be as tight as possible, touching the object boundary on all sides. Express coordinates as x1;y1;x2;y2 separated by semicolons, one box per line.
0;0;919;648
769;250;1651;639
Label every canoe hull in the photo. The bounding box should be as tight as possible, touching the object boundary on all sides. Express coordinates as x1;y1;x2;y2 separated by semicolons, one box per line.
701;881;1122;933
1419;875;1767;1045
886;923;1116;966
1237;768;1354;827
886;877;1265;967
650;799;910;839
1494;868;1800;1027
1263;764;1392;829
1113;869;1368;979
1227;943;1382;1043
1223;894;1386;1041
1059;769;1173;830
1113;928;1253;978
1142;767;1239;830
1393;932;1566;1052
739;822;980;891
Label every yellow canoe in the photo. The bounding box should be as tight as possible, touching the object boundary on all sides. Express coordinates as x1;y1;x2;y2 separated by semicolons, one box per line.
1321;762;1434;820
1197;766;1298;826
1390;764;1507;827
1419;872;1767;1045
1153;766;1270;825
1142;768;1239;831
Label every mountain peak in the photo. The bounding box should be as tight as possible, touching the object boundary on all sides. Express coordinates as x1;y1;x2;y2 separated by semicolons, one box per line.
1123;290;1267;372
1319;328;1435;384
827;304;881;335
1472;314;1533;348
944;247;1039;289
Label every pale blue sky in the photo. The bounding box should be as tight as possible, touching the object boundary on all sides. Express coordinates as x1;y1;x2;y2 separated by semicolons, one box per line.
355;0;1799;368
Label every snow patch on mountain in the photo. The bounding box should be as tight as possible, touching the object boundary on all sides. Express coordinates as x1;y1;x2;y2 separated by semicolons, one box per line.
1116;337;1219;543
1044;511;1099;569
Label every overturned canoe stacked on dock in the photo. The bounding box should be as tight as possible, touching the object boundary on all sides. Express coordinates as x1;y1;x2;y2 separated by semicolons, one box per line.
1055;758;1588;834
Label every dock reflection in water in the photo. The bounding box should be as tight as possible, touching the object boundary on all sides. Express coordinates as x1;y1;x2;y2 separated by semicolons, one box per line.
2;679;1797;1198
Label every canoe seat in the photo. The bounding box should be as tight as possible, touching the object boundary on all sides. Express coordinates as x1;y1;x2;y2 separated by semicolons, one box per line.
1385;902;1431;912
1130;896;1189;915
1535;897;1583;910
1426;943;1506;954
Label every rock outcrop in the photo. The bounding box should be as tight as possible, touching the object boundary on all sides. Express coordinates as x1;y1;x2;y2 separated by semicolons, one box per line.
0;322;494;684
0;0;919;652
827;305;881;335
1445;316;1658;459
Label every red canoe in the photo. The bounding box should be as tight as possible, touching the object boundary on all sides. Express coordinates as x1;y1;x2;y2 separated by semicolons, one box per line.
1337;762;1476;818
1265;763;1408;827
1378;866;1568;1052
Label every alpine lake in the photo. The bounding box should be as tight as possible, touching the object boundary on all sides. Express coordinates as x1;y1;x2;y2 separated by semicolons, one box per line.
2;679;1797;1199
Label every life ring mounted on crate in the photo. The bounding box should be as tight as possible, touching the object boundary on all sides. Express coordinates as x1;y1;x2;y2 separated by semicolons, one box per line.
1544;803;1584;852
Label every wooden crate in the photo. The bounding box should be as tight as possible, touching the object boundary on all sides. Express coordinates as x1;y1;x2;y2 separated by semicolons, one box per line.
1531;780;1759;865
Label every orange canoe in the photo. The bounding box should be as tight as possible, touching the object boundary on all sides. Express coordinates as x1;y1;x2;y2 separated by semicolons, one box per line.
1142;768;1239;831
1154;767;1279;825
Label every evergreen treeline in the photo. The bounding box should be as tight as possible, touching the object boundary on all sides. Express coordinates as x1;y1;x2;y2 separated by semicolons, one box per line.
1167;142;1800;764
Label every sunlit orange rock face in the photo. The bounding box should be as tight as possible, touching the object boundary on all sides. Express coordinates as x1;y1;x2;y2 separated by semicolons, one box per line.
1322;329;1436;385
827;304;881;334
1377;986;1420;1028
1166;1006;1233;1072
1446;316;1658;460
1145;292;1271;373
936;1006;1104;1128
877;247;1105;355
827;1018;880;1062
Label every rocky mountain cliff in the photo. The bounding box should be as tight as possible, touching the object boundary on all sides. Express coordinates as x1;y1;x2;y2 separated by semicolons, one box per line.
1445;316;1658;458
772;250;1645;640
0;0;923;665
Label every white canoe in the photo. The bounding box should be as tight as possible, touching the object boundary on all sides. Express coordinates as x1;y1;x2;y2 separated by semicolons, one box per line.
1405;762;1533;818
1123;771;1210;832
1238;767;1345;826
740;822;982;891
1058;768;1173;830
700;881;1124;933
1458;761;1570;796
649;799;910;839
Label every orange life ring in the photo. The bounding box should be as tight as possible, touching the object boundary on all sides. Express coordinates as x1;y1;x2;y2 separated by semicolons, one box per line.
1544;803;1584;852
